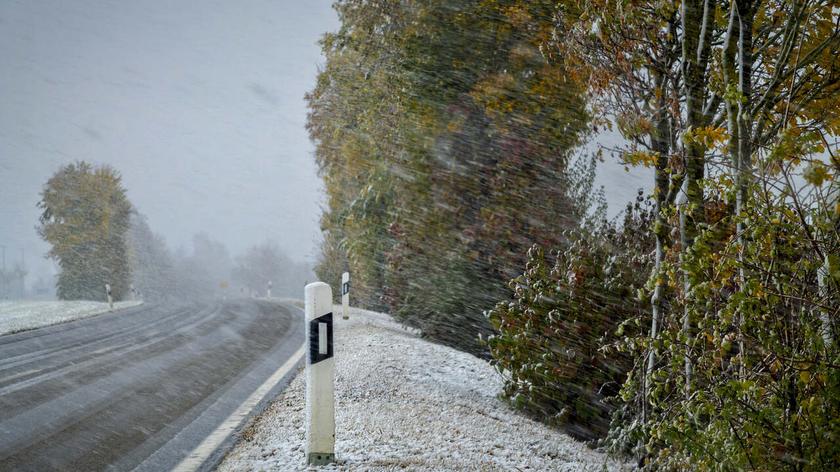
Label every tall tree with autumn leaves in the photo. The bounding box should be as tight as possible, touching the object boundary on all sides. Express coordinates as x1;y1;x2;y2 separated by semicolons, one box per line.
544;0;839;467
38;162;133;301
307;0;594;355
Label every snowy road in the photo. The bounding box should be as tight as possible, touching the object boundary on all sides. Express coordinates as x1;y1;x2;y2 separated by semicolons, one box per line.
0;300;304;472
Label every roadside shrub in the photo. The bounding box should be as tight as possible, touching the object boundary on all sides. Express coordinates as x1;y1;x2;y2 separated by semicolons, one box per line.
487;197;654;440
616;178;840;470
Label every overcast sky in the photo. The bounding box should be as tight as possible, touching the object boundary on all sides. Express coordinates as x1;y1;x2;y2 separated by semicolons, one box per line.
0;0;648;288
0;0;339;282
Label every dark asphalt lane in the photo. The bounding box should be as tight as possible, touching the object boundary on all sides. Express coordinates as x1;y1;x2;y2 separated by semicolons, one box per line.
0;299;305;472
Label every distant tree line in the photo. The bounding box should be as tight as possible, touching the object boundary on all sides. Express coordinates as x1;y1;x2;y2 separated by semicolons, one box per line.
0;265;27;299
127;212;176;301
37;161;313;304
311;0;839;469
232;241;313;298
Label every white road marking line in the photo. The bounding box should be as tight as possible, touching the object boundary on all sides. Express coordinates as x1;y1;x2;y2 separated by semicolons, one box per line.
171;343;305;472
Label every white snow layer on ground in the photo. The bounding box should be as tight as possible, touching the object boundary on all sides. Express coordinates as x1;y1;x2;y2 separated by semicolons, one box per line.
0;300;143;335
218;306;629;471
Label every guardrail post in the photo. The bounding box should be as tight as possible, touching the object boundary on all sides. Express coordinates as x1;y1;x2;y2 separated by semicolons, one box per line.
305;282;335;465
105;283;113;310
341;272;350;320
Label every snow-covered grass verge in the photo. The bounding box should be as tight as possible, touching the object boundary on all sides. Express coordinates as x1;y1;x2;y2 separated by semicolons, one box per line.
0;300;143;336
217;306;629;471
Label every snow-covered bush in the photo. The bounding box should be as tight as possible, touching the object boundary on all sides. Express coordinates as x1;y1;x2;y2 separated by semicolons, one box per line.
487;199;654;440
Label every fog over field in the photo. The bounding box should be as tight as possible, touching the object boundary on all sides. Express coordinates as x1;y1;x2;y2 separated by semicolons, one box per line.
0;1;339;287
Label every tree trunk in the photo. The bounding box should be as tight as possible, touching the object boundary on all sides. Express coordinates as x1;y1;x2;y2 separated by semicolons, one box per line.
735;0;755;377
646;68;672;387
819;181;838;347
679;0;715;393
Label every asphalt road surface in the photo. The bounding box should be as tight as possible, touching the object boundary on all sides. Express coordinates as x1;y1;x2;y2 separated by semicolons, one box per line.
0;299;304;472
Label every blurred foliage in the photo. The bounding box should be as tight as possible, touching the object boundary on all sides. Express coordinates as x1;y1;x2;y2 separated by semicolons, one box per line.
308;0;591;355
0;264;27;299
487;194;655;440
172;233;234;301
232;241;314;298
314;228;350;303
38;162;133;301
126;211;177;302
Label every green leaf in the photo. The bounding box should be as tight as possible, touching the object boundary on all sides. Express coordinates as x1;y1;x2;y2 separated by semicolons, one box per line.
803;161;831;187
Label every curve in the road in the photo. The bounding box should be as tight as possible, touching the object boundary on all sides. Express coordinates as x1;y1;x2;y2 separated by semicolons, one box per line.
0;299;304;472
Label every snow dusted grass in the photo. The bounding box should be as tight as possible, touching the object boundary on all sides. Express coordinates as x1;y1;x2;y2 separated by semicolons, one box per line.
218;306;628;471
0;300;143;336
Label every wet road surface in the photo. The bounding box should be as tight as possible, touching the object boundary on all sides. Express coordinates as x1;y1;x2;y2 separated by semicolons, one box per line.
0;299;304;471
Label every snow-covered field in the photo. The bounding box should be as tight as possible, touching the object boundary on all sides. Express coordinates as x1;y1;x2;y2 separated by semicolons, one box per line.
218;306;628;471
0;300;143;336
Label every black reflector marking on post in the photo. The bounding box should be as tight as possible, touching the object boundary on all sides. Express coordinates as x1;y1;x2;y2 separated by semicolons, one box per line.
309;312;333;364
318;322;327;354
341;281;350;296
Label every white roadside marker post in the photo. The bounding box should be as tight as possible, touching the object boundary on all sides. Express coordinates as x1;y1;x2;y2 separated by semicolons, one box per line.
341;272;350;320
305;282;335;465
267;280;272;299
105;283;113;311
